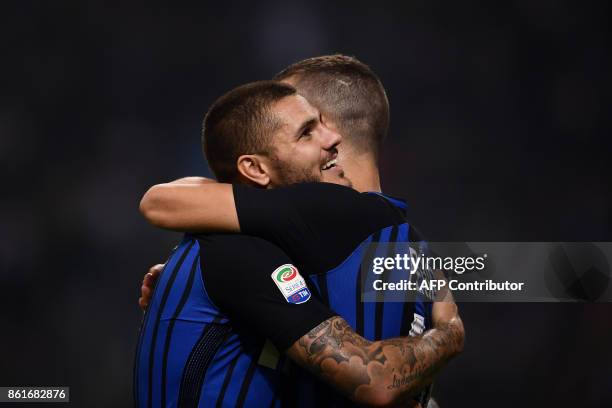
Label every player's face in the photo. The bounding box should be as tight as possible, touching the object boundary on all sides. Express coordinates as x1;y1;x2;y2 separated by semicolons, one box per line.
266;94;351;188
278;77;353;183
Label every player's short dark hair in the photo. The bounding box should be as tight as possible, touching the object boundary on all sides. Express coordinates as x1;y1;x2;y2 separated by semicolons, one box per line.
274;54;389;159
203;80;296;182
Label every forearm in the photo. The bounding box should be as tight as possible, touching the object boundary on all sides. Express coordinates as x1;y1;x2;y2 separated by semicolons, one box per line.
288;316;463;407
139;180;239;232
374;319;464;398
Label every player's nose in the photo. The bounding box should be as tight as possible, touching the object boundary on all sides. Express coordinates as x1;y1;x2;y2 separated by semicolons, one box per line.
320;123;341;151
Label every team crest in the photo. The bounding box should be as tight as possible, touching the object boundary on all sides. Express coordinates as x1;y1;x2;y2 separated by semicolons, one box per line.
271;264;311;304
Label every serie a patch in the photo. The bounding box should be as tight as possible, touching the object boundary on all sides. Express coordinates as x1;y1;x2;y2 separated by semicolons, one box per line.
271;264;311;304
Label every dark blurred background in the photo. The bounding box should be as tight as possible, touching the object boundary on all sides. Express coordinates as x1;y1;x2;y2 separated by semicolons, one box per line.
1;1;611;406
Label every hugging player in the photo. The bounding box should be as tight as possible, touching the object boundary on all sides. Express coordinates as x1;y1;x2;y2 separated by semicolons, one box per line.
136;56;464;407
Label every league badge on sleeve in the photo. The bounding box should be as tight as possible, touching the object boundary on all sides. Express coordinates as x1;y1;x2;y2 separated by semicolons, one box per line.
271;264;311;304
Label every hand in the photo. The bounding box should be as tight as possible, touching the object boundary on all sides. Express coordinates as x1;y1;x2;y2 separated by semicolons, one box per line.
138;264;164;311
431;300;459;328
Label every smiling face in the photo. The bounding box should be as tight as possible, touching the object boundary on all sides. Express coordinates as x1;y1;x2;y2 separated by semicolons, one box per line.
265;94;351;188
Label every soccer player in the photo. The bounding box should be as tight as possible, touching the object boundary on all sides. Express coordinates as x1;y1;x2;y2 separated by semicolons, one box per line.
137;62;463;407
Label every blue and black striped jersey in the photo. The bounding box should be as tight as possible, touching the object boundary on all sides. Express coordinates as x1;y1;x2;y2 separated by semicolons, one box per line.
135;182;433;407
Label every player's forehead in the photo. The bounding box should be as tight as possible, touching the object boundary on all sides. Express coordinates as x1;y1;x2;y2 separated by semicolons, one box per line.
271;94;319;132
279;76;334;123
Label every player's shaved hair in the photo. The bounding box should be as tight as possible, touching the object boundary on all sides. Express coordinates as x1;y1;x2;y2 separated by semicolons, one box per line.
274;54;389;161
203;80;296;182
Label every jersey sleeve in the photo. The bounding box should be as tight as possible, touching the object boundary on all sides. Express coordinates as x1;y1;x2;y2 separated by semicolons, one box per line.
233;182;404;274
199;234;337;351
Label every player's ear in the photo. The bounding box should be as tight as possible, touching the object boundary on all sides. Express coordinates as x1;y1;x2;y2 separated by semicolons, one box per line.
236;154;272;187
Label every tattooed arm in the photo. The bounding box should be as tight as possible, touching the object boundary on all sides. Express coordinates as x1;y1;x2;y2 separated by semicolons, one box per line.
286;312;464;407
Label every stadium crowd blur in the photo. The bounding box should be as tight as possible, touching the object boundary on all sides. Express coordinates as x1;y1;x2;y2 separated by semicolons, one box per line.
1;1;610;406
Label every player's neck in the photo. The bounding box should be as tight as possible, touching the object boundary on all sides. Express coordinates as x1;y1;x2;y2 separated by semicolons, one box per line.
342;152;381;193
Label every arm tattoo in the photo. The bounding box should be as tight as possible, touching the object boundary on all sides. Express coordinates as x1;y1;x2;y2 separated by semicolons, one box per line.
291;316;463;403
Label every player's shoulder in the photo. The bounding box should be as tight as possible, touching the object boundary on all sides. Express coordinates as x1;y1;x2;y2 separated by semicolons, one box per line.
362;191;409;218
234;181;363;206
283;183;408;225
285;182;392;209
288;183;408;208
277;181;360;198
